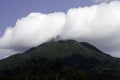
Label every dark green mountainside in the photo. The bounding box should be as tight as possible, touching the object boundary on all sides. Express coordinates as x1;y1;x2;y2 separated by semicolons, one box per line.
0;40;120;80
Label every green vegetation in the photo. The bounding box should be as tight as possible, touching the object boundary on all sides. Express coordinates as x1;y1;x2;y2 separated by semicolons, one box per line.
0;40;120;80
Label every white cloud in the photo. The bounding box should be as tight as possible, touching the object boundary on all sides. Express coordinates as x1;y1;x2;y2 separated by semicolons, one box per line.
92;0;120;3
0;1;120;58
61;1;120;57
0;12;65;48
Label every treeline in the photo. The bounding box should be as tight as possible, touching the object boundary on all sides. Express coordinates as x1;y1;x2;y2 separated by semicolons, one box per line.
0;58;120;80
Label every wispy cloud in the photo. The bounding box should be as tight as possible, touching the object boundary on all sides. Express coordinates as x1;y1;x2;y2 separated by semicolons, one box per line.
92;0;120;3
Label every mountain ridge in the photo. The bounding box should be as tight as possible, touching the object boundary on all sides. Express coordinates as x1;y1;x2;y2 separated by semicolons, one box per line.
0;40;120;80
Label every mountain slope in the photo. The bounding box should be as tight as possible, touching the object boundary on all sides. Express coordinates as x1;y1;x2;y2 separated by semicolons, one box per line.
0;40;120;80
0;40;113;69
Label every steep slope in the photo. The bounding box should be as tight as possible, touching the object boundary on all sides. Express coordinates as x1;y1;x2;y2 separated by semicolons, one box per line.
0;40;120;80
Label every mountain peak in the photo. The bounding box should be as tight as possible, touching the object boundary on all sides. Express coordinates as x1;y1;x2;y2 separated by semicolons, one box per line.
57;40;76;43
0;39;120;80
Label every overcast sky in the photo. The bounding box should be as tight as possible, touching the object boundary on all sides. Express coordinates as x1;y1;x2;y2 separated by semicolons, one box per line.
0;0;120;59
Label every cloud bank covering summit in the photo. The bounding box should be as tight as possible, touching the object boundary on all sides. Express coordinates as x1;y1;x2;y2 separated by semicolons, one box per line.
0;1;120;58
